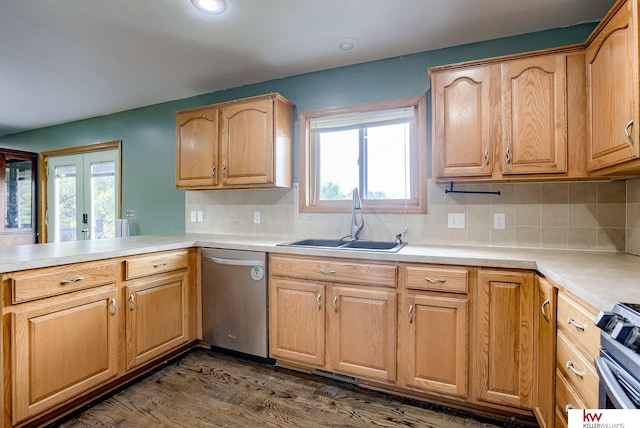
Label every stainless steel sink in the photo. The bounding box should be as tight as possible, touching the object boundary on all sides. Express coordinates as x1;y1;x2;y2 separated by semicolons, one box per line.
278;238;406;253
341;240;406;251
279;238;346;248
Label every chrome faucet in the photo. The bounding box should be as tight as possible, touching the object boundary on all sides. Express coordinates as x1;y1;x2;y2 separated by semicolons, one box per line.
349;188;364;241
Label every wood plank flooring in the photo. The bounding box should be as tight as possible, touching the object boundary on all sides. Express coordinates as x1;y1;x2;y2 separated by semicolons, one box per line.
51;349;529;427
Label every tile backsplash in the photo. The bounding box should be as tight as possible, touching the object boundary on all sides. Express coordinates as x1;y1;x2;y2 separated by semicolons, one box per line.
186;179;635;253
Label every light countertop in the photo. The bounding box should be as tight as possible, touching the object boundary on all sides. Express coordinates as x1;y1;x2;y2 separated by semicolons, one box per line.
0;233;638;312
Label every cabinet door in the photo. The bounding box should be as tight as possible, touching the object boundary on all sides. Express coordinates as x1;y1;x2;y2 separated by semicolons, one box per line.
327;285;397;382
475;270;534;409
175;110;218;187
126;272;189;370
399;294;468;398
12;288;119;424
269;278;325;366
501;54;567;174
533;276;557;428
586;0;639;171
220;98;274;186
432;65;497;178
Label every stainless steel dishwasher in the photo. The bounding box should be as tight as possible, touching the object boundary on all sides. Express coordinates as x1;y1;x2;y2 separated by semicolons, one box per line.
201;248;268;358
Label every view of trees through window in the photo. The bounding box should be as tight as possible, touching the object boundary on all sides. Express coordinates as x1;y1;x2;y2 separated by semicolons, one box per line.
54;161;115;241
317;123;411;201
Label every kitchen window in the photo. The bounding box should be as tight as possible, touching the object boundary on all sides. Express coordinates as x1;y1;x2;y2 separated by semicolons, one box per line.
299;96;427;213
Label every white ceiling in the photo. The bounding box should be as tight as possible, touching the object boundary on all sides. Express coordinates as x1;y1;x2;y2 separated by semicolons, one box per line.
0;0;615;137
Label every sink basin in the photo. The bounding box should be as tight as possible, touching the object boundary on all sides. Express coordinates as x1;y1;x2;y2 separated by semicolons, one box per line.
278;238;406;253
341;240;406;251
279;238;346;248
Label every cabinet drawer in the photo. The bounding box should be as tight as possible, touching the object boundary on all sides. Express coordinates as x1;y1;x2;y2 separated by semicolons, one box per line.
403;265;468;293
557;332;599;408
269;255;396;288
125;250;189;280
557;292;600;358
555;369;586;426
11;261;118;303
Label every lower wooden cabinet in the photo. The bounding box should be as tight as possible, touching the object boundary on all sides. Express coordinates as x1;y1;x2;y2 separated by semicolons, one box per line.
125;271;189;370
2;248;196;426
475;270;534;409
268;255;397;384
533;275;557;428
269;277;325;367
398;293;468;398
11;287;119;424
327;285;397;382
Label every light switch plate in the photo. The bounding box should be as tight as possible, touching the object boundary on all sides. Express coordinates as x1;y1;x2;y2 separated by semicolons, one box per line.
448;213;465;229
254;211;261;224
197;211;204;223
125;210;136;220
190;211;197;223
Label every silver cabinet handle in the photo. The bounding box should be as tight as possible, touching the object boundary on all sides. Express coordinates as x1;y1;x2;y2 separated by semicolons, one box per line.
333;296;338;313
211;166;216;178
484;148;490;165
129;293;136;311
222;165;226;177
505;146;511;164
625;119;634;145
320;269;336;275
110;298;118;316
541;298;551;323
565;404;574;413
567;317;585;331
425;277;445;284
153;262;168;268
408;304;413;324
60;276;84;285
316;292;321;310
566;361;585;378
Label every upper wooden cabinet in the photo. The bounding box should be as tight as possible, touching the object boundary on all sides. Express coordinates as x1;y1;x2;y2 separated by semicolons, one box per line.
0;149;37;246
501;55;568;175
586;0;640;175
432;65;497;179
175;93;294;189
430;49;588;182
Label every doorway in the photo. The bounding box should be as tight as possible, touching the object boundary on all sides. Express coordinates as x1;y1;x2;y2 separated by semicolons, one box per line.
41;141;121;243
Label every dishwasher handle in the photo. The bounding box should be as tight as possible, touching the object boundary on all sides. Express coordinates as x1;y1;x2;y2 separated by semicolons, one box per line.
203;255;265;267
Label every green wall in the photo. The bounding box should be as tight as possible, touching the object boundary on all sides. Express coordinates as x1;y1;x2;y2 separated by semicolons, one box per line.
0;24;596;236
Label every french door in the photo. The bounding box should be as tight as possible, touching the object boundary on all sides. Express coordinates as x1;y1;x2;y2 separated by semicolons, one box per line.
46;150;119;242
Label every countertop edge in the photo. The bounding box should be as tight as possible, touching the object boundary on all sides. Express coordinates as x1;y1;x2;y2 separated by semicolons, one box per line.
1;234;637;312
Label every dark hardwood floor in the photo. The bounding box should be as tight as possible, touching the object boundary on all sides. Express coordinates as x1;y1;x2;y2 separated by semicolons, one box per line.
52;349;530;427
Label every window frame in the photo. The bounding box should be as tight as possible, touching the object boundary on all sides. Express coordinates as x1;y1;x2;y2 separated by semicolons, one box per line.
299;96;427;214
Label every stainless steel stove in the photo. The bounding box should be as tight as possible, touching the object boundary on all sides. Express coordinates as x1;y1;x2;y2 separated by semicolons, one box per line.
594;303;640;409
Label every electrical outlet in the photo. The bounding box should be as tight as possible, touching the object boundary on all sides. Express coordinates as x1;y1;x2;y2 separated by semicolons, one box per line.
447;213;465;229
494;213;505;230
254;211;261;224
197;211;204;223
190;211;197;223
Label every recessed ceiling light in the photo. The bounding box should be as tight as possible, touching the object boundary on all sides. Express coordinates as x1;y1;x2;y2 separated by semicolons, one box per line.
191;0;227;14
339;38;358;51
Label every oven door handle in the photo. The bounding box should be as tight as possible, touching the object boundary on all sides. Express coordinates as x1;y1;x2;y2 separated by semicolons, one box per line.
595;356;637;409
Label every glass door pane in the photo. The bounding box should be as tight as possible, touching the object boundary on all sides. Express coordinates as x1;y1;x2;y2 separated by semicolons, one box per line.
46;150;119;243
53;164;79;242
89;161;116;239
